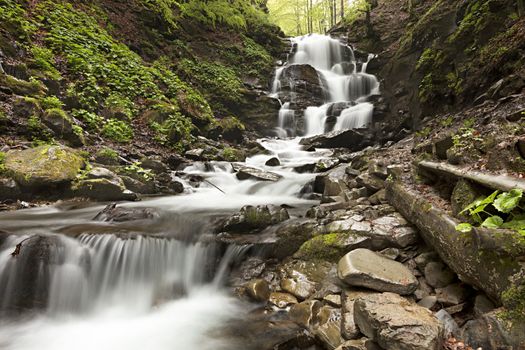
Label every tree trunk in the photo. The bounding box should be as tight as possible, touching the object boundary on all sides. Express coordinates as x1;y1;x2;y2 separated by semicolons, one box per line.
341;0;345;19
518;0;525;16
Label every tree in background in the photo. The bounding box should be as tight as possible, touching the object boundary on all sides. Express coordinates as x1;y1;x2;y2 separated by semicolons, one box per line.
267;0;369;36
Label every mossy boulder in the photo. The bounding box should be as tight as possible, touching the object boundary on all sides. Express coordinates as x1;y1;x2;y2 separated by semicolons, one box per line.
4;145;85;189
41;108;85;147
0;74;47;96
294;233;351;262
217;116;245;143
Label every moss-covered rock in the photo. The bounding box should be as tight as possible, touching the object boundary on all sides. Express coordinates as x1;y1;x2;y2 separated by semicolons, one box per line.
0;74;47;96
4;144;85;189
294;233;352;262
41;108;85;147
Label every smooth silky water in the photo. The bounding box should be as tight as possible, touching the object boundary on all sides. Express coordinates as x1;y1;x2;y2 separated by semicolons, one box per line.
0;34;379;350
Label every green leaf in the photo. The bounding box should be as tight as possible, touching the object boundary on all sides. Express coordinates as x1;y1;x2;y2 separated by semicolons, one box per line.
501;219;525;230
493;189;523;213
481;216;503;229
455;223;473;232
470;190;500;215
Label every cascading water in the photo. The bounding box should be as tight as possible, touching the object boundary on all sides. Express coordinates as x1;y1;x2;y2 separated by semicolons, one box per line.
0;33;380;350
273;34;380;137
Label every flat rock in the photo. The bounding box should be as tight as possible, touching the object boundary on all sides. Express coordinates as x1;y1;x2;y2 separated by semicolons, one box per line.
220;204;289;233
299;129;366;150
236;166;282;182
338;248;418;295
354;292;443;350
268;292;298;309
245;279;270;302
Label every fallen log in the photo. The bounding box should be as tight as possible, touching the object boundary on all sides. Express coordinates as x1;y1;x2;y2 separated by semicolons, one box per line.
418;161;525;192
386;180;525;303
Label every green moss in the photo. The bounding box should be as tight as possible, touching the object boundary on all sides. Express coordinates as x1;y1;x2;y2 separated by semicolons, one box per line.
97;147;119;161
295;233;350;262
27;114;52;142
101;119;133;143
71;109;104;131
0;151;6;174
29;45;61;80
0;75;46;96
221;147;244;162
501;272;525;322
0;0;36;41
178;58;243;112
123;161;154;181
40;96;64;110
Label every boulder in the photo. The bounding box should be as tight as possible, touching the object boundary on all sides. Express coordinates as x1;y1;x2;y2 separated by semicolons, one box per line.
268;292;298;309
92;203;158;222
278;64;326;111
355;173;384;194
423;261;455;288
4;145;85;189
315;306;344;349
121;175;156;194
289;299;321;328
461;309;525;349
0;177;22;200
236;166;282;182
435;283;470;306
342;289;374;340
72;167;137;201
245;279;270;302
322;164;350;197
299;129;367;150
354;292;443;350
265;157;280;166
335;338;369;350
338;248;418;295
220;205;289;233
41;109;84;147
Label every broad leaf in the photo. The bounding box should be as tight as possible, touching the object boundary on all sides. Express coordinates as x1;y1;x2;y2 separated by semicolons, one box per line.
455;223;473;232
501;219;525;231
469;190;499;215
493;189;523;213
481;215;503;229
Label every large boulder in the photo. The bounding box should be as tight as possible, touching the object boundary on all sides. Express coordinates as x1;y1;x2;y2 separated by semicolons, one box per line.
338;248;418;295
354;293;443;350
92;203;158;222
4;145;85;189
71;167;137;201
278;64;326;112
219;205;289;233
41;109;85;147
300;129;368;150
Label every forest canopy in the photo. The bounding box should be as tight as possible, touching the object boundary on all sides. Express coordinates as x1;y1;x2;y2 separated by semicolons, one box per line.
267;0;369;36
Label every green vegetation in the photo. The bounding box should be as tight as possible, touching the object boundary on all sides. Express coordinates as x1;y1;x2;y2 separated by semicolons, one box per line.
295;233;350;262
501;272;525;322
0;151;6;174
101;119;133;143
96;147;119;161
123;161;154;181
29;46;61;80
40;96;64;110
455;189;525;236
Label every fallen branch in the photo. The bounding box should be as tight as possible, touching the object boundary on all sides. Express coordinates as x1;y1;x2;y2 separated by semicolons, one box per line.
203;179;225;194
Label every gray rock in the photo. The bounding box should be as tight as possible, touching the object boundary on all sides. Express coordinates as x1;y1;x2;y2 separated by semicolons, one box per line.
121;175;156;194
268;292;297;309
414;277;434;300
342;289;374;340
140;157;168;174
338;248;419;295
473;294;495;318
289;300;321;328
335;338;368;350
220;204;289;233
92;203;158;222
460;309;525;349
245;279;270;302
435;309;460;337
236;166;282;182
417;296;437;309
185;148;204;160
356;173;384;194
72;167;137;201
0;177;22;200
424;261;456;288
315;306;344;350
265;157;280;166
368;161;388;180
354;292;443;350
435;283;470;306
414;252;440;272
300;129;367;150
323;164;350;197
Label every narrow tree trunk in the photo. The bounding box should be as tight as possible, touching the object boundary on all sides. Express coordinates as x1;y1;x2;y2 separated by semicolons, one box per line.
340;0;345;19
518;0;525;16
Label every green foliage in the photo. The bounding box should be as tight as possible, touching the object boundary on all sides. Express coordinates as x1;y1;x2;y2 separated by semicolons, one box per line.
178;59;243;110
179;0;263;30
141;0;179;30
40;96;64;110
101;119;133;143
71;109;103;131
0;151;6;174
27;115;52;142
96;147;119;160
123;161;154;181
501;272;525;322
29;46;61;80
0;0;36;40
456;189;525;236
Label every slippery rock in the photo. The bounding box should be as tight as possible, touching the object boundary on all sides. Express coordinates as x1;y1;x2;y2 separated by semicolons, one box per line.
315;306;344;350
219;205;289;233
342;289;374;340
289;299;321;328
268;292;298;309
72;167;137;201
92;203;158;222
0;177;22;200
354;293;443;350
245;279;270;302
236;166;282;182
265;157;280;166
338;248;418;295
4;145;85;189
300;129;367;150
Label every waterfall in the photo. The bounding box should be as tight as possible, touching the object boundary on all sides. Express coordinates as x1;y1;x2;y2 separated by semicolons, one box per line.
272;34;380;137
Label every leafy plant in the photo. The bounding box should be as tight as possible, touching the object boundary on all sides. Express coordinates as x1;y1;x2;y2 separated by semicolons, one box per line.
40;96;64;110
124;161;154;181
101;119;133;143
455;189;525;235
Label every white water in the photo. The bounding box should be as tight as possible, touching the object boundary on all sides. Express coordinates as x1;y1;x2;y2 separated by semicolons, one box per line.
272;34;380;136
0;34;380;350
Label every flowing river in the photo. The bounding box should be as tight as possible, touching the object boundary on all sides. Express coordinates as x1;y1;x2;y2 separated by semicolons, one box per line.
0;34;379;350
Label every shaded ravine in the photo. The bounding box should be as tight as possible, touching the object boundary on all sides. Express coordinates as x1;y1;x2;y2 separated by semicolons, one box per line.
0;35;379;350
